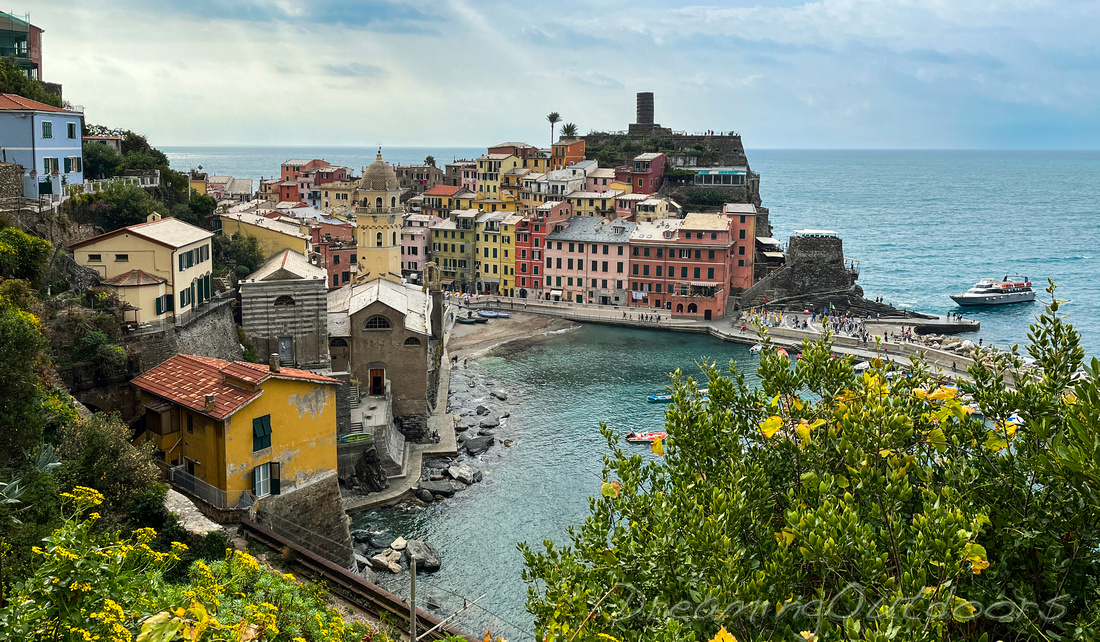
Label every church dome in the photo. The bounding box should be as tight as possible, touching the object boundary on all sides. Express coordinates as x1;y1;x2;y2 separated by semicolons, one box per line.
360;150;399;192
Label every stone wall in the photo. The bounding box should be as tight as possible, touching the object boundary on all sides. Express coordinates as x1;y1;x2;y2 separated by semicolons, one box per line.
0;162;24;199
347;301;430;433
240;278;329;368
49;252;104;293
254;470;354;567
125;299;243;374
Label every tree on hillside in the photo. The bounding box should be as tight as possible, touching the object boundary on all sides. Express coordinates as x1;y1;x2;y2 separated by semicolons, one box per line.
170;189;217;228
561;122;578;139
0;227;52;284
424;155;437;167
0;291;47;468
522;285;1100;642
66;181;164;232
214;233;264;277
81;141;122;180
547;112;561;146
0;59;62;108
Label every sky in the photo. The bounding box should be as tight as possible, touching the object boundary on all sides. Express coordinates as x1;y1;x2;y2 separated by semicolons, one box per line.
31;0;1100;149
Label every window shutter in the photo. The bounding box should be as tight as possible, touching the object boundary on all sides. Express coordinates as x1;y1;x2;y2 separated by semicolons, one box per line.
179;254;184;271
167;295;174;312
270;462;281;495
156;296;163;315
251;466;259;496
64;157;71;173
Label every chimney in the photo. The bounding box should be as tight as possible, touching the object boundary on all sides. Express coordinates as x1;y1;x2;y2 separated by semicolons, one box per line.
269;354;281;372
203;394;216;412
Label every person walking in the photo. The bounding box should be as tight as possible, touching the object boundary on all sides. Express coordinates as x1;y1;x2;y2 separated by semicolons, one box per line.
952;361;957;373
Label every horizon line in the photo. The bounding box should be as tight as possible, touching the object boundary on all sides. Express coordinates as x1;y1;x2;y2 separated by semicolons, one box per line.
158;144;1100;152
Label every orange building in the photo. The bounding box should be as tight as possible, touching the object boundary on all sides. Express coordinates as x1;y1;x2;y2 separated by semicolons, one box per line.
551;138;586;170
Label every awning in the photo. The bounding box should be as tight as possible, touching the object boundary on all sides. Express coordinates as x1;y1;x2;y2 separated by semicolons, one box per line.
631;291;647;300
550;289;564;297
762;252;785;259
690;281;719;287
756;237;781;246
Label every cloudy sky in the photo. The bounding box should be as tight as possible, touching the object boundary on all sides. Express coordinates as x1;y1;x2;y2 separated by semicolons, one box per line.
34;0;1100;148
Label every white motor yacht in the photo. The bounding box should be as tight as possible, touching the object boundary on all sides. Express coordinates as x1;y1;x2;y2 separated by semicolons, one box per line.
950;276;1036;306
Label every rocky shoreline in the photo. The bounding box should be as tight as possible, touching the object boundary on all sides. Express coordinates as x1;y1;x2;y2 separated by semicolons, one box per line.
348;358;522;580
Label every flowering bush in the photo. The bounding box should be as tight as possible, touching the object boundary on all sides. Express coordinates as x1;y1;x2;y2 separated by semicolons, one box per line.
0;486;390;641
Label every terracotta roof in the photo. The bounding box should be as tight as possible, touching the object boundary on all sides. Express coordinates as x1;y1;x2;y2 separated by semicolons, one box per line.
131;354;339;420
0;94;78;114
100;269;165;287
422;184;463;197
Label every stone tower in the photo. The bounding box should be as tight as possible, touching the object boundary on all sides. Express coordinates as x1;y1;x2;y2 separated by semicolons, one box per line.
354;149;404;284
424;261;443;340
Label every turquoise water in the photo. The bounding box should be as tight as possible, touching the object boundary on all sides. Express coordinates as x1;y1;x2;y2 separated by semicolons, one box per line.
353;326;758;638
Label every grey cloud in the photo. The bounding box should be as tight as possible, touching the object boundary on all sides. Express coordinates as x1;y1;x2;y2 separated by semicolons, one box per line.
321;62;386;78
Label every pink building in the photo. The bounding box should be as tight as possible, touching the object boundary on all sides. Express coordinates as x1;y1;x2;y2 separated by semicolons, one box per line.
614;193;649;221
402;213;443;281
585;167;618;193
544;216;636;305
725;203;758;291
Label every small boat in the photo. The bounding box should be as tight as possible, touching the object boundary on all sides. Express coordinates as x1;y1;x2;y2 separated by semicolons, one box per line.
478;310;500;318
474;316;488;324
493;312;510;318
749;344;763;354
626;431;667;443
456;317;479;325
776;348;790;359
950;275;1036;306
647;388;708;403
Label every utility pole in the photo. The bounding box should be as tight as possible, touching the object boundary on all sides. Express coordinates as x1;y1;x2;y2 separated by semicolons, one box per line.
409;559;417;641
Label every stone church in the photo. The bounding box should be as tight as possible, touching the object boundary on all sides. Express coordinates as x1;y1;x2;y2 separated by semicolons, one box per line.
240;249;329;368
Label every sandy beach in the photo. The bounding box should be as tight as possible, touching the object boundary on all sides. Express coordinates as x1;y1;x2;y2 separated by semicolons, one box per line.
446;309;578;360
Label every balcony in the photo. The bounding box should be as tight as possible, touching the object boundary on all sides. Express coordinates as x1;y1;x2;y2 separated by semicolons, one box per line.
169;465;232;510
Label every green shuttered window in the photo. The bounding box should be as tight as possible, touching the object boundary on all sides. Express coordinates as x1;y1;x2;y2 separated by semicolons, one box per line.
252;414;272;451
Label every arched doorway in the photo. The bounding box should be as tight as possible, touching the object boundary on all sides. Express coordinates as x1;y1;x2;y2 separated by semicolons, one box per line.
688;303;698;314
375;197;383;209
329;338;349;372
676;303;684;313
519;288;527;299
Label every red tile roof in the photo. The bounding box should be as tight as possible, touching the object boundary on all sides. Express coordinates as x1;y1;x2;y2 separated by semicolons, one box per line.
0;93;78;113
131;354;339;420
423;185;463;196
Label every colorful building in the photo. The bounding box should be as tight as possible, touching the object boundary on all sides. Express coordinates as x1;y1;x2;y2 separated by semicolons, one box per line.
421;185;476;219
475;153;521;199
0;94;84;199
628;212;736;319
615;152;666;195
474;211;507;295
585;167;618;193
70;214;214;326
395;164;444;198
724;203;758;290
634;196;681;222
550;138;586;170
320;179;358;211
430;210;477;290
514;201;571;299
218;211;312;258
544;216;635;304
567;189;623;218
132;354;340;509
402;213;442;282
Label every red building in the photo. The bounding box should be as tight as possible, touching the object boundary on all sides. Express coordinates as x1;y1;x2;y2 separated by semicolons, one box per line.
310;225;357;289
278;159;330;203
628;212;736;320
514;200;571;298
550;139;586;170
615;152;666;195
725;203;758;291
488;142;541;159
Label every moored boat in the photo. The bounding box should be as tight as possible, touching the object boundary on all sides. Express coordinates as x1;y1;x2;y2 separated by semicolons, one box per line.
478;310;500;318
626;431;667;443
456;317;479;325
950;275;1036;306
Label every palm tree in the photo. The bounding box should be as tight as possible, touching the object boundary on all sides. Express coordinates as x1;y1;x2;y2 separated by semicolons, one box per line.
424;155;436;167
547;112;561;146
560;123;578;139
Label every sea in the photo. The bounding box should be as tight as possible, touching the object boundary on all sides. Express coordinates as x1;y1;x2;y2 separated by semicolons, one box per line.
162;146;1100;637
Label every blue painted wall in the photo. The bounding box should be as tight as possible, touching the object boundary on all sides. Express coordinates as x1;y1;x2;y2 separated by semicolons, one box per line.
0;108;84;194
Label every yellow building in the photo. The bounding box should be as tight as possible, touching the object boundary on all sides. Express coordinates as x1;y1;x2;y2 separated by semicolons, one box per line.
471;196;518;214
70;214;215;325
501;213;522;296
132;354;340;509
430;210;477;289
321;179;359;211
218;211;312;258
568;189;624;218
475;154;521;199
354;151;403;284
474;211;511;295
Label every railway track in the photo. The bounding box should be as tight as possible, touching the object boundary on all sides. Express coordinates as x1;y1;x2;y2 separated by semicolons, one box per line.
241;518;476;641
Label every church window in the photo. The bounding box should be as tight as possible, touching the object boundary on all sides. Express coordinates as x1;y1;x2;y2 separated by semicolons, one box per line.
273;295;295;306
403;337;421;346
364;315;391;330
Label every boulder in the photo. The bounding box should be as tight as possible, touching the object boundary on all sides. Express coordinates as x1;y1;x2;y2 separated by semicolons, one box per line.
501;411;510;418
370;552;402;574
474;470;484;483
503;439;514;447
465;435;495;455
476;405;490;416
390;536;407;551
419;480;457;497
478;429;495;437
350;529;373;544
479;417;499;429
429;474;445;482
447;464;477;485
417;489;435;503
404;540;442;573
491;390;508;401
450;480;468;492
